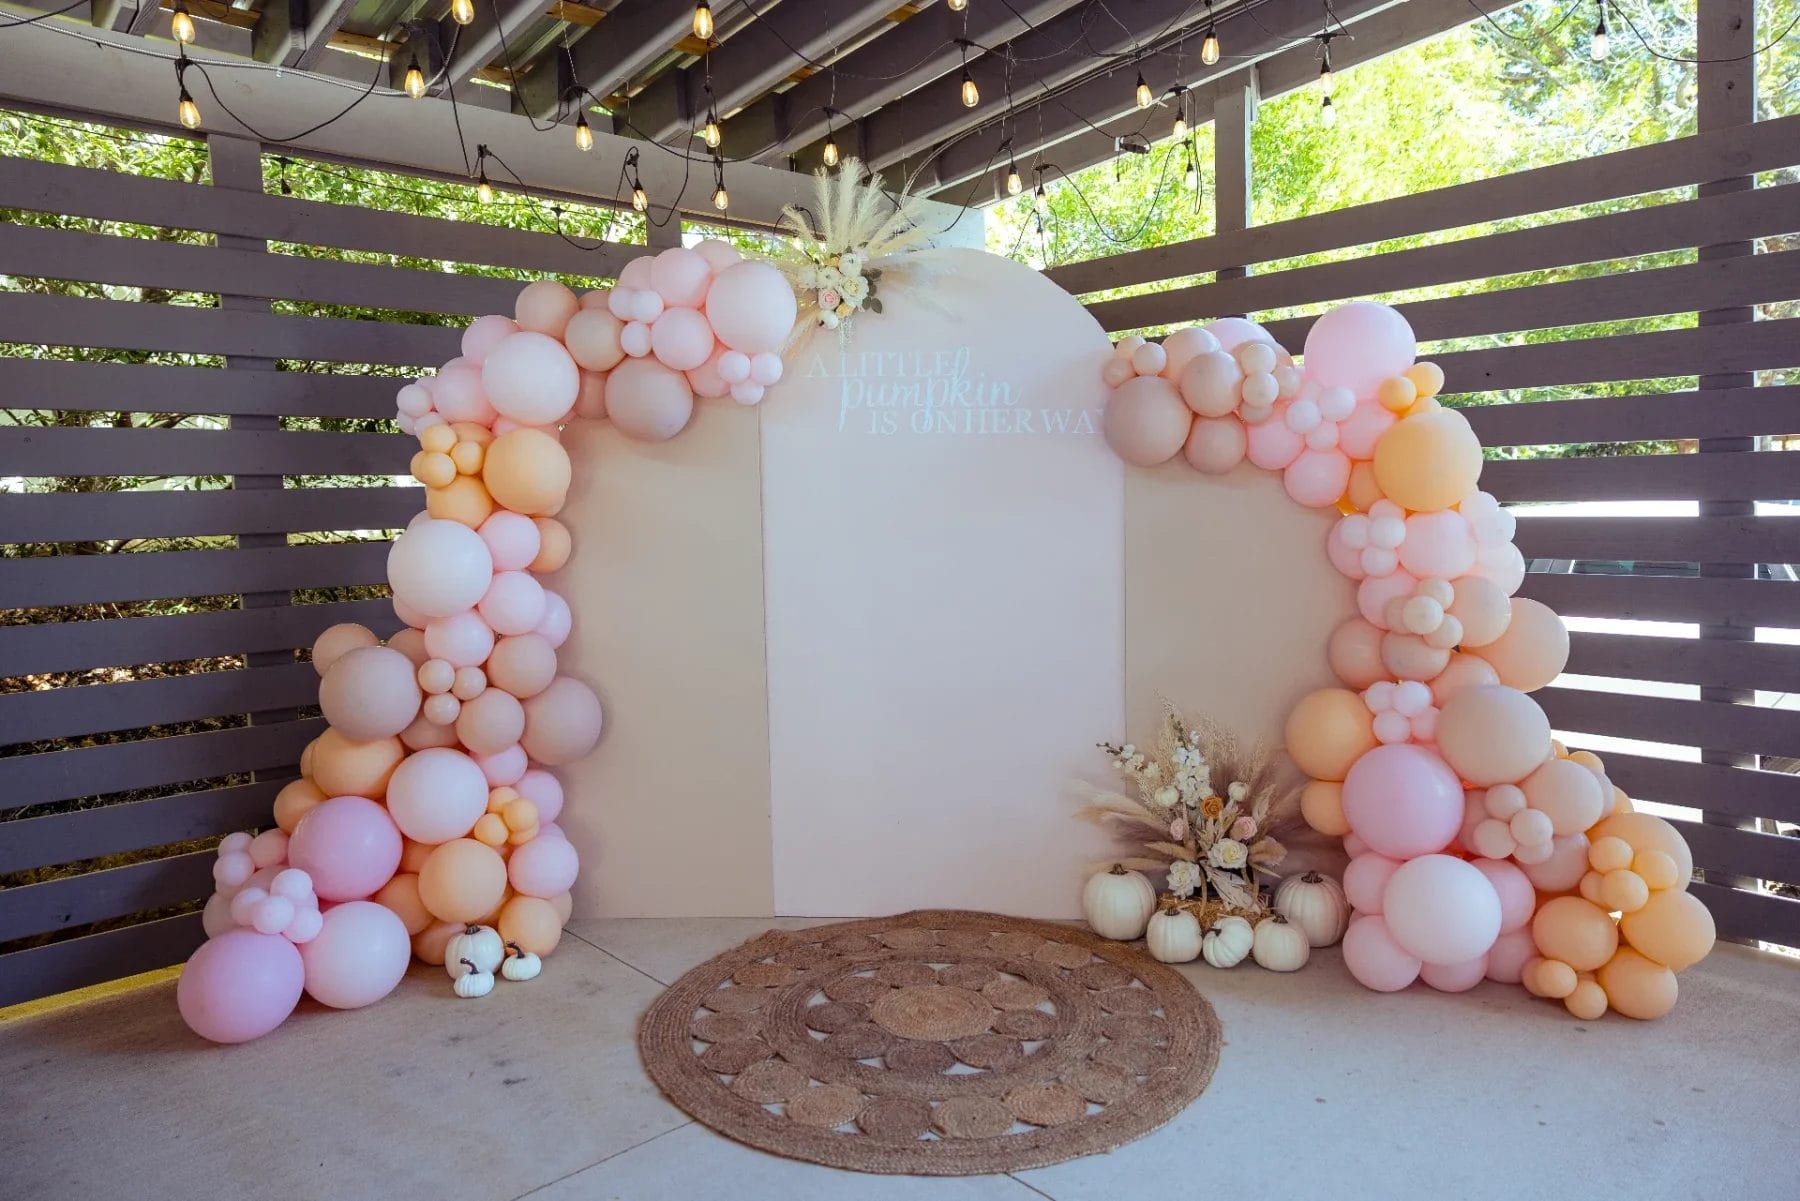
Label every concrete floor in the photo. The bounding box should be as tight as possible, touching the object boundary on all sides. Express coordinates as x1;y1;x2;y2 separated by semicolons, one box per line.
3;918;1795;1201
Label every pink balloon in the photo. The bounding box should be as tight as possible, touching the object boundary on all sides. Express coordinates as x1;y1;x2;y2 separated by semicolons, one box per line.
478;570;547;637
461;315;521;365
177;930;304;1043
1183;416;1246;474
1245;409;1304;470
1381;854;1502;965
424;610;495;669
1204;317;1276;352
687;345;732;399
620;320;652;358
318;646;421;741
515;768;565;824
694;238;742;273
730;381;765;406
627;289;663;323
1399;510;1477;579
606;356;695;442
535;590;572;648
717;350;751;384
1483;928;1537;984
1303;301;1416;397
1421;954;1489;993
385;746;489;844
606;286;638;321
1337;396;1397;459
456;688;525;756
1103;375;1191;467
1102;358;1134;388
749;352;783;387
650;246;713;308
392;595;428;631
564;308;627;373
483;331;579;427
650;307;715;371
1357;568;1418;630
475;742;528;787
1343;851;1402;915
1343;831;1371;858
1342;914;1422;992
572;367;605;417
1341;744;1464;859
1471;857;1536;931
508;834;580;898
298;900;410;1009
521;676;604;766
705;260;798;353
478;511;542;573
433;360;496;425
1283;448;1351;507
387;519;493;620
1520;833;1592;893
619;255;655;289
1160;327;1219;377
288;796;402;902
396;383;432;418
1471;541;1527;595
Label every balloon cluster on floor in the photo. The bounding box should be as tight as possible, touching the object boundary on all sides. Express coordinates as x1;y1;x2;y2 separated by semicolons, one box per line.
180;242;791;1043
1098;302;1713;1021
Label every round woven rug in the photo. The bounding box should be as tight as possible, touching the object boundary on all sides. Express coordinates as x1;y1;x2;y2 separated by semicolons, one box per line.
637;909;1222;1175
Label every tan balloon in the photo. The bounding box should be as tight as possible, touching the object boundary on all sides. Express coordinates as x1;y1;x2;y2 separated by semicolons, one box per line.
1381;631;1451;682
1468;597;1568;692
309;729;405;799
385;627;429;667
1345;460;1383;513
1436;685;1552;787
455;687;527;756
486;634;559;699
530;517;572;573
418;838;509;924
1300;780;1350;836
1447;576;1512;648
273;777;325;833
514;279;580;338
1327;618;1387;689
483;428;571;516
1371;408;1483;513
1284;688;1378;782
563;306;626;371
499;894;564;956
1596;946;1679;1020
1521;758;1605;836
1428;652;1500;707
1176;350;1243;418
373;872;433;936
412;919;463;966
311;622;378;676
1619;888;1715;971
1588;811;1693;886
319;646;422;742
1532;895;1619;972
426;474;496;529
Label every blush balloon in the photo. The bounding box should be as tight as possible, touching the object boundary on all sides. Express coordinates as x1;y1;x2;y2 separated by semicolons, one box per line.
649;246;713;308
423;611;495;670
1245;412;1304;470
514;280;579;338
1160;326;1220;377
515;768;565;825
455;687;526;757
1341;744;1465;858
508;834;580;899
749;352;783;386
521;676;604;765
564;308;627;373
1328;618;1388;689
1357;569;1418;631
1342;914;1422;993
534;590;572;648
1103;376;1191;466
606;356;695;442
1421;954;1489;993
1204;317;1276;352
687;345;732;399
1429;652;1500;706
288;796;403;902
705;260;798;353
1436;685;1553;787
1381;854;1502;965
387;518;494;619
461;314;520;364
385;746;489;844
1471;857;1536;932
1399;510;1477;579
619;255;655;289
312;622;378;677
299;900;410;1009
433;360;497;425
1284;448;1351;507
1484;928;1537;984
478;570;547;637
1337;397;1397;459
1183;416;1247;474
693;238;741;273
177;930;304;1043
475;742;528;788
482;331;580;427
650;307;715;371
478;511;542;573
1343;852;1402;915
1303;301;1416;397
486;634;558;699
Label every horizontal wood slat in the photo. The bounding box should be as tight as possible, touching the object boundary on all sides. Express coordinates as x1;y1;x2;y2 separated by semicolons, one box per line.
2;485;421;544
0;779;288;875
0;597;398;678
1590;751;1800;825
0;662;322;745
1519;572;1799;627
0;427;412;478
1563;632;1800;693
1675;820;1800;886
1483;450;1798;503
1048;114;1800;295
0;293;458;367
0;717;323;809
0;222;523;317
0;359;402;419
1;540;391;608
1463;387;1800;447
1434;320;1800;395
0;154;634;278
1511;515;1800;563
1688;881;1800;948
1537;686;1800;759
0;849;215;943
0;912;204;1009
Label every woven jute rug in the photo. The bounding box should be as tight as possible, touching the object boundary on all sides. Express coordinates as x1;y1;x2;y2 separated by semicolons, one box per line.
637;910;1222;1175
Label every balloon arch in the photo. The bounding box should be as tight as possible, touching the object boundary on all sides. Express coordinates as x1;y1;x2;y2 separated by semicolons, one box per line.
175;243;1709;1044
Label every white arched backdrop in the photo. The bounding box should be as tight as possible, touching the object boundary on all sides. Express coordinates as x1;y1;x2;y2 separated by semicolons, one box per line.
550;248;1347;919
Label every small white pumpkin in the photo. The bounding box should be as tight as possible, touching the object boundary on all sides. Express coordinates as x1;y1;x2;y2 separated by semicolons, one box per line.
1273;871;1350;948
1145;908;1204;963
1251;913;1311;972
452;960;496;998
1081;864;1157;941
500;942;542;982
1201;915;1254;968
444;924;504;978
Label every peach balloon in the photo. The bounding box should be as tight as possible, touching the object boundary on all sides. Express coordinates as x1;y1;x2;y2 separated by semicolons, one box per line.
1428;652;1500;706
412;919;462;966
1327;618;1387;689
531;518;572;573
606;356;695;442
311;622;378;676
1523;956;1577;999
483;331;580;427
456;688;527;757
514;280;580;337
499;894;564;956
385;626;429;667
1589;811;1693;885
1522;757;1605;836
1564;976;1609;1020
1469;597;1568;692
426;474;496;529
399;838;434;874
487;634;559;699
1436;685;1552;786
1447;576;1512;648
424;610;495;669
521;676;605;765
1300;779;1349;836
1521;833;1591;894
550;891;574;923
1619;888;1714;971
1284;688;1378;782
319;646;422;742
1176;351;1242;418
373;872;432;936
478;570;547;636
563;307;627;372
1345;460;1383;513
1596;946;1680;1019
309;730;405;799
1531;895;1619;972
385;746;489;844
1182;416;1247;474
418;838;508;924
1381;631;1450;682
399;710;460;751
1104;375;1192;466
273;777;325;833
483;428;571;516
1371;409;1483;513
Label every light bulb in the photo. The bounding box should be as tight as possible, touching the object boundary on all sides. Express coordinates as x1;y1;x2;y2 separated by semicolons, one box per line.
452;0;474;24
404;62;427;99
574;112;593;151
1186;161;1198;188
1319;62;1333;97
1005;163;1022;195
712;184;729;211
1033;184;1047;216
477;174;494;204
703;115;721;149
1173;113;1188;139
177;89;201;130
1320;95;1336;128
171;2;195;44
947;0;967;10
1202;27;1220;66
1590;19;1609;60
693;2;713;40
1135;73;1152;109
822;138;840;167
960;71;979;108
631;183;648;212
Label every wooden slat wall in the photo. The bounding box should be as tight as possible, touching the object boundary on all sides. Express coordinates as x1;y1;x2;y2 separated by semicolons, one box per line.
0;130;639;1006
1064;115;1800;948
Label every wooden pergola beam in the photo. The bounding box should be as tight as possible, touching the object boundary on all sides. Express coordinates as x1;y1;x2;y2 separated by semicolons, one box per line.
251;0;360;70
550;0;694;120
437;0;547;89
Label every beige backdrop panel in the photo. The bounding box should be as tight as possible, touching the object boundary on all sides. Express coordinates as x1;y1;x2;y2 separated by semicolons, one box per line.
552;405;773;917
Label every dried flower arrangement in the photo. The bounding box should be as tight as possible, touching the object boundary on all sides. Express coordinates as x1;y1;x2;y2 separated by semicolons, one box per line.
1077;700;1302;924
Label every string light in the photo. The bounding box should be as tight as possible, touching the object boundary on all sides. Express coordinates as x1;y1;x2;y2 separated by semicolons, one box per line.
625;147;648;212
1201;2;1220;66
703;109;722;148
1319;52;1333;97
1033;174;1048;217
404;57;427;100
821;108;840;167
1135;72;1152;109
1590;1;1610;60
1171;86;1188;139
174;56;200;130
1320;94;1336;127
961;68;979;107
711;157;729;211
574;110;593;152
947;0;967;10
170;0;194;45
475;146;494;203
1005;160;1022;195
693;2;713;41
1184;143;1198;189
451;0;474;25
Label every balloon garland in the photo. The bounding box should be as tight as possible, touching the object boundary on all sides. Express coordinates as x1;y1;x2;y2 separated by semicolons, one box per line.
1098;302;1715;1020
177;240;797;1043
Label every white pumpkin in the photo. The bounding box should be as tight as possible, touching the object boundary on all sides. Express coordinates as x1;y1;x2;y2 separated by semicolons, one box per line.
452;961;496;998
444;924;505;978
1082;864;1157;941
501;943;542;982
1145;909;1204;963
1201;916;1254;968
1251;913;1311;972
1274;871;1349;947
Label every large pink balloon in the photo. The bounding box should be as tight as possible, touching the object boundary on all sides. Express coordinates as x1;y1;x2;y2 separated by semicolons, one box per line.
1343;851;1402;914
521;676;604;765
515;768;565;824
298;900;411;1009
606;356;695;442
1303;301;1416;396
1284;448;1351;507
564;308;627;373
650;307;716;372
1341;744;1464;859
1245;410;1303;470
478;511;541;573
288;796;403;902
482;331;580;427
1204;317;1276;352
387;518;493;619
649;246;713;308
318;645;421;741
705;260;798;353
478;570;547;637
385;746;489;843
508;834;580;898
461;315;520;365
177;930;304;1043
1103;376;1191;466
1381;854;1502;965
424;610;495;669
1398;510;1477;579
1342;914;1422;992
433;359;496;425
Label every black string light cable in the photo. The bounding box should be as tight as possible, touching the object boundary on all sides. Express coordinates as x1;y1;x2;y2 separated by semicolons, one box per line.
1608;0;1800;63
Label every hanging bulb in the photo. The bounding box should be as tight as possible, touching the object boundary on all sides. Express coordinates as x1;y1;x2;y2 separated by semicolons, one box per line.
177;85;201;130
574;111;593;152
1033;183;1047;217
1173;112;1188;140
960;70;979;108
1185;147;1198;189
1319;60;1333;98
693;2;713;41
631;182;648;212
1135;73;1152;109
452;0;475;24
947;0;967;10
1320;95;1336;128
822;137;840;168
713;183;729;211
404;60;427;100
1590;3;1610;61
1202;26;1220;66
171;0;195;45
703;112;722;149
477;171;495;204
1005;161;1022;195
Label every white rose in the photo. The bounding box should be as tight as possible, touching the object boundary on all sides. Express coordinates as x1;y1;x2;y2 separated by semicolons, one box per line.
1208;839;1248;870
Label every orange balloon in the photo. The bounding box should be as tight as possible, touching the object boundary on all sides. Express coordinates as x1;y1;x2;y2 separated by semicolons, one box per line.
1404;362;1445;398
411;449;457;489
550;890;574;924
412;919;463;966
1345;460;1384;513
1447;576;1511;648
483;428;571;516
399;837;434;874
478;886;515;928
273;777;326;833
374;872;433;936
1371;408;1483;513
1376;376;1417;413
1588;812;1693;886
309;729;405;799
426;474;496;529
1469;597;1568;692
1436;685;1552;787
472;813;510;847
486;634;559;700
1521;758;1604;836
419;424;456;454
530;517;572;573
1619;888;1714;971
1532;896;1619;972
1300;779;1350;836
1381;631;1450;682
1632;849;1680;891
449;439;485;476
1283;688;1378;782
1587;835;1634;874
1524;956;1576;999
418;838;509;924
299;737;318;779
1327;618;1387;689
385;627;429;667
1596;946;1679;1020
1563;975;1609;1020
1599;868;1650;914
499;894;564;956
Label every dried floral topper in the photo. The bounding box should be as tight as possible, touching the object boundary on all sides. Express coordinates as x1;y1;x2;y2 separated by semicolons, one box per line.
1075;700;1301;910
